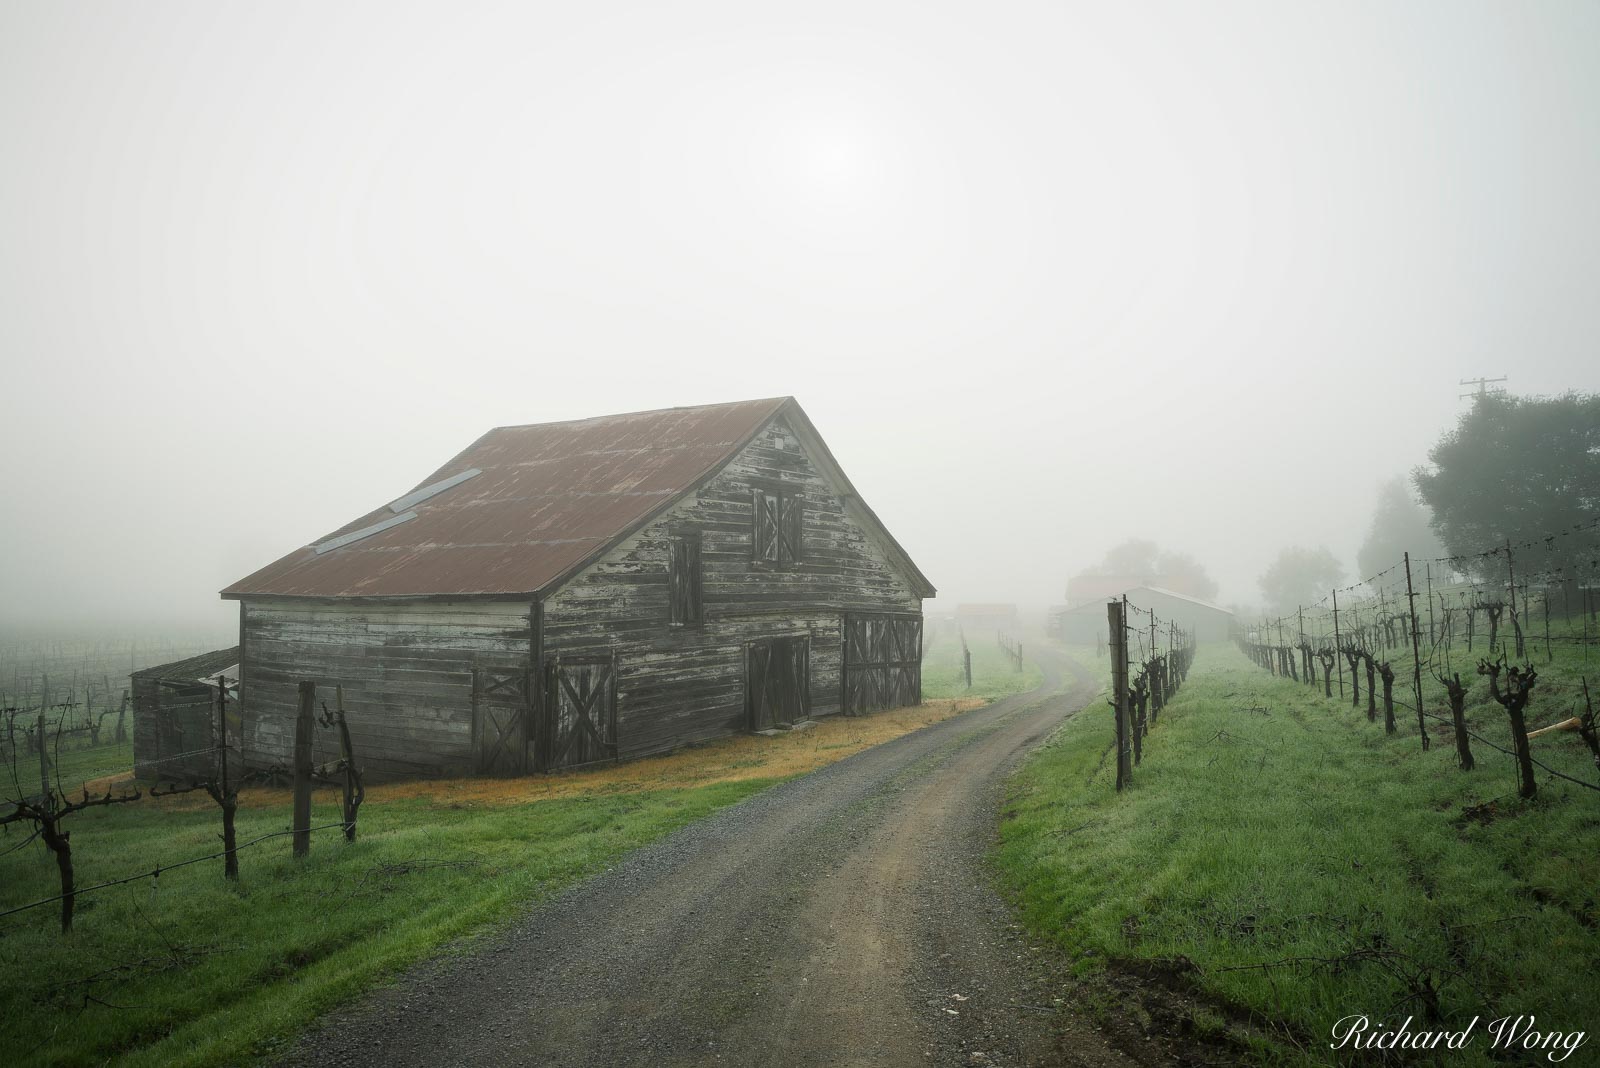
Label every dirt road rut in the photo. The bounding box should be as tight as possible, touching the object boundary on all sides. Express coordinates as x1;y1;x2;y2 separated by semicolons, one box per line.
283;648;1141;1068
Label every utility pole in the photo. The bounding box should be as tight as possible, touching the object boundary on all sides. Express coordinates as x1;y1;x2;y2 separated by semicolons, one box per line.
1458;376;1507;401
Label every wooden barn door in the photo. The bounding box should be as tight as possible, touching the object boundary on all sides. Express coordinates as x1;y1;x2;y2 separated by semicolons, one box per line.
540;655;618;771
473;668;530;776
843;613;923;715
748;637;810;731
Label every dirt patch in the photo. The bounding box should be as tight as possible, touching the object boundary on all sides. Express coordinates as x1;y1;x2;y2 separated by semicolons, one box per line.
96;698;984;812
1454;799;1502;827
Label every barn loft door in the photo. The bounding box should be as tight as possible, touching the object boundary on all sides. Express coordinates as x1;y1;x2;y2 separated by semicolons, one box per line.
748;637;810;731
540;655;618;771
473;668;530;776
843;614;923;715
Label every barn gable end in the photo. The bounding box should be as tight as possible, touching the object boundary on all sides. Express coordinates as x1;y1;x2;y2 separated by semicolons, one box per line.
542;413;925;763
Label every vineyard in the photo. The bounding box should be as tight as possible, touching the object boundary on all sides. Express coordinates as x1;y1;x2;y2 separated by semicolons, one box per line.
993;519;1600;1064
1235;517;1600;801
0;633;232;792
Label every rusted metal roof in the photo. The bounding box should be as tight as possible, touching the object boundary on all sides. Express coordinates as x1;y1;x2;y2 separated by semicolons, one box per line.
223;398;810;600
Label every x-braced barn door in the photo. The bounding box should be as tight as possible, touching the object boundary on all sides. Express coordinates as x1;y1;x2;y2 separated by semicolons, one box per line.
473;668;530;776
748;636;810;731
843;613;923;714
541;655;618;771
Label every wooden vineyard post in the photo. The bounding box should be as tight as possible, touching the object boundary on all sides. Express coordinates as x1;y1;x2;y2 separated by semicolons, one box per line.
1425;561;1436;647
1332;590;1345;699
1404;553;1429;751
1109;599;1131;790
293;681;315;857
212;677;239;880
1506;538;1525;659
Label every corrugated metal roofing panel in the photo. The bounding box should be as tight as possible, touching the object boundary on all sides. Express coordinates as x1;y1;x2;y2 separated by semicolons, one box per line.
222;399;791;599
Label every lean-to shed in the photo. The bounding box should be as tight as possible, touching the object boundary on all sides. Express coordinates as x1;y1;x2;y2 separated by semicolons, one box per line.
131;647;240;781
222;398;935;781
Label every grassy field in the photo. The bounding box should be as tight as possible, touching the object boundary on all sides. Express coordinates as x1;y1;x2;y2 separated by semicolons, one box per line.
922;629;1044;700
998;638;1600;1065
1;638;1041;1067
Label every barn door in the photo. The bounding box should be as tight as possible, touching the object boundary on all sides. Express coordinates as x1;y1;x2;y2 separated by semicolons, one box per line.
473;668;530;775
541;655;618;771
843;613;923;714
748;637;810;731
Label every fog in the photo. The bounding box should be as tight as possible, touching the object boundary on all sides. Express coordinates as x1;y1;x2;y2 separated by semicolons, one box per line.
2;1;1597;632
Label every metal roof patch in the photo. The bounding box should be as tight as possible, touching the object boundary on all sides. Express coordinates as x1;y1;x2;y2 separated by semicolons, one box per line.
313;511;418;555
387;468;482;513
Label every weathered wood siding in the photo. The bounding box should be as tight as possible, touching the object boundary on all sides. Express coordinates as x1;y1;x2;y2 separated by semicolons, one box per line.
544;415;923;762
239;600;531;780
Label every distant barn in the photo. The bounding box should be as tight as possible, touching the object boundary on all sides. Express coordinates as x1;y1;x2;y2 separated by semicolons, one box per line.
221;398;935;780
1050;586;1234;644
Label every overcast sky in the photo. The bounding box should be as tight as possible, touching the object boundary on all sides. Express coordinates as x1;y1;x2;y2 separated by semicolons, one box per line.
3;1;1597;633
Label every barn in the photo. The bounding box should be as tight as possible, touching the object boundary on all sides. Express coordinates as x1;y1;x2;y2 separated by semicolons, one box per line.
1050;585;1234;644
221;398;935;781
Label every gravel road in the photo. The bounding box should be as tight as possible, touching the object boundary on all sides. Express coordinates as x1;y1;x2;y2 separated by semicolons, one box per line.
281;647;1146;1068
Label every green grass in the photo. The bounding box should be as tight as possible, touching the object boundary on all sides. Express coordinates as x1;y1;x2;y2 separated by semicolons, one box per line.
0;780;771;1067
49;739;135;792
997;641;1600;1065
922;633;1044;700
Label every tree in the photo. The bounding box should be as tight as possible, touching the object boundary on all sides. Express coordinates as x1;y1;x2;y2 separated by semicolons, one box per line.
1413;392;1600;579
1258;546;1343;616
1100;539;1160;582
1357;478;1445;579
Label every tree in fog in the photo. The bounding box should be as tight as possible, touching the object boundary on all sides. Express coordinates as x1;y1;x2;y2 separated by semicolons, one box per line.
1357;478;1445;578
1414;392;1600;579
1155;551;1220;602
1100;539;1161;580
1259;546;1344;616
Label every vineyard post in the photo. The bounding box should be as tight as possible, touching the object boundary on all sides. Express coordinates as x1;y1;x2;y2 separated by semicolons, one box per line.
1332;589;1345;699
1506;538;1524;659
1405;552;1429;751
1109;599;1130;790
1543;590;1552;663
292;681;314;857
215;678;238;880
1299;605;1309;684
1151;617;1166;714
1426;561;1436;647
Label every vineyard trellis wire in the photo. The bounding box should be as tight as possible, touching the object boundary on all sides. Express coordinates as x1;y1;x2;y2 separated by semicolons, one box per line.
3;676;364;933
1236;516;1600;800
